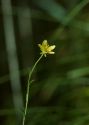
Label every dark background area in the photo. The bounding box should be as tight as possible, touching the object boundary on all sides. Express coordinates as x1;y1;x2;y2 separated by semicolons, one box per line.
0;0;89;125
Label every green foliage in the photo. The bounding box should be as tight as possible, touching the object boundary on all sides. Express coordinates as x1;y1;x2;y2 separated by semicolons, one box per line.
0;0;89;125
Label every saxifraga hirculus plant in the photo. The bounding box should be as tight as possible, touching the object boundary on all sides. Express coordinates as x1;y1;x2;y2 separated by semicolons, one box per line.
22;40;56;125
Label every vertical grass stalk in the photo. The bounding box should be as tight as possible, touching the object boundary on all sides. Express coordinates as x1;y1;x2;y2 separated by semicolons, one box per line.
22;54;43;125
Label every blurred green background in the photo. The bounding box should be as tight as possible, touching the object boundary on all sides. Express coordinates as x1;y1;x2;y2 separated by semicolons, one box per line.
0;0;89;125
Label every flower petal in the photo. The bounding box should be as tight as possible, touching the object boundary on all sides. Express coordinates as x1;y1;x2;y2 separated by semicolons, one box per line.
49;51;55;54
38;44;43;51
42;40;48;46
38;44;42;48
48;45;56;51
42;40;47;44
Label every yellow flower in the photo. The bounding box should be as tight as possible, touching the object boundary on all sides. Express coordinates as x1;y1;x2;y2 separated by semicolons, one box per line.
38;40;56;57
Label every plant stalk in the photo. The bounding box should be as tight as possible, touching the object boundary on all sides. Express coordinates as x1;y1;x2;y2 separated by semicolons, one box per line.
22;54;43;125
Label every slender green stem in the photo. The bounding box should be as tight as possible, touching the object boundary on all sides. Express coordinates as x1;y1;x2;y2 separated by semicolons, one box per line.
22;54;43;125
